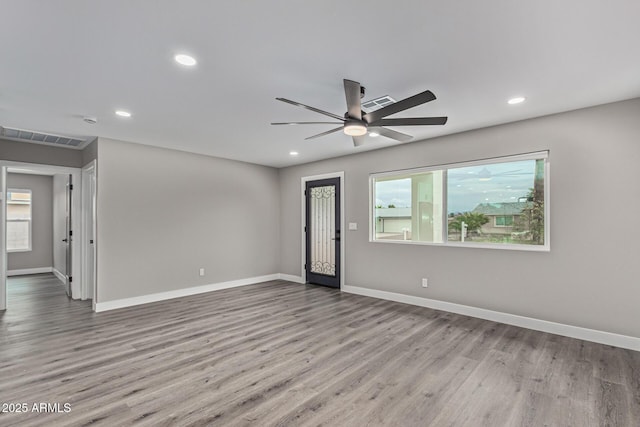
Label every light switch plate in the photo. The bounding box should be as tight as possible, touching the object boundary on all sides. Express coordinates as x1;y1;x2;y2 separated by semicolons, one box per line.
348;223;358;230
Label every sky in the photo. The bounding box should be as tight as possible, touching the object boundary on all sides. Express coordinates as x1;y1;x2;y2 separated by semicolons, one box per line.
375;159;536;213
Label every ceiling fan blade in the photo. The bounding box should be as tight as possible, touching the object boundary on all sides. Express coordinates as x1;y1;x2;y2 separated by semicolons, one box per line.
344;79;362;120
276;98;345;121
363;90;436;123
352;135;366;147
373;127;413;142
305;126;344;140
369;117;448;127
271;122;343;125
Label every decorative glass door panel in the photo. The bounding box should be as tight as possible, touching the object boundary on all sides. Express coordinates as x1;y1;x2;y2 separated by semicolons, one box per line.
305;178;340;288
310;185;336;276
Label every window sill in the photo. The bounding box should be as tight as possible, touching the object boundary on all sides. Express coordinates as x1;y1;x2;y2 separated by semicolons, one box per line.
370;239;550;252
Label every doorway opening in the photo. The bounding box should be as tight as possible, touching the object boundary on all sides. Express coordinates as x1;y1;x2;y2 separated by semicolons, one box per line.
0;161;92;311
301;172;344;289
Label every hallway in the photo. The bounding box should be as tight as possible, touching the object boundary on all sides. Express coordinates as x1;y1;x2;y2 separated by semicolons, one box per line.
3;273;90;322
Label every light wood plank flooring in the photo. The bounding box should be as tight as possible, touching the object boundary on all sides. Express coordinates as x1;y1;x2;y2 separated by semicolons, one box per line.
0;274;638;426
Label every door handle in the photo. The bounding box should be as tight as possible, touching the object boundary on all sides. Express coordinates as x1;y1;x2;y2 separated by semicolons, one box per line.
62;238;68;243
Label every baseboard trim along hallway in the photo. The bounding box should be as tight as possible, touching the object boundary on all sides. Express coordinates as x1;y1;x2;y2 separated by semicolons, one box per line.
52;268;66;284
341;284;640;352
7;266;53;276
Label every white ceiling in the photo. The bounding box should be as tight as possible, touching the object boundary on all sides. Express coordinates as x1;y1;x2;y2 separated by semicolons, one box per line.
1;1;639;168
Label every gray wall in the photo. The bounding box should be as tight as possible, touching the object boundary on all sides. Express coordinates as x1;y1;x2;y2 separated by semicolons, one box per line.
0;138;83;167
279;98;640;338
96;138;280;302
52;174;67;276
7;173;53;271
82;139;98;167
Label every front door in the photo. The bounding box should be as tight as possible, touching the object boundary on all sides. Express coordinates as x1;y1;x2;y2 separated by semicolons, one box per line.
305;178;340;288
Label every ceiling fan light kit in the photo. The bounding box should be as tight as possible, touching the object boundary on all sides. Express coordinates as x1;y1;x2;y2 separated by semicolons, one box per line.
343;120;367;136
272;78;447;147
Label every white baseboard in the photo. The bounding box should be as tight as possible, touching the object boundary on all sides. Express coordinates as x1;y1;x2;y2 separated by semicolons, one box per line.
342;284;640;352
52;268;66;284
278;274;305;284
95;274;280;313
91;272;640;351
7;266;53;276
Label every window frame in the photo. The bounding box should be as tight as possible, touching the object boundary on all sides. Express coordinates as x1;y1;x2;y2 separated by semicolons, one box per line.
6;188;33;253
369;151;550;252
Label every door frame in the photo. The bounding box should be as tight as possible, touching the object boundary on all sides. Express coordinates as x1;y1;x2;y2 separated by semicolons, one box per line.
300;172;345;288
65;173;73;296
0;166;5;311
81;160;97;307
0;161;84;310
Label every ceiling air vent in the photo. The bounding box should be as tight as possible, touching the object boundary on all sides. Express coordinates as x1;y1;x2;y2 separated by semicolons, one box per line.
0;126;91;149
361;95;396;113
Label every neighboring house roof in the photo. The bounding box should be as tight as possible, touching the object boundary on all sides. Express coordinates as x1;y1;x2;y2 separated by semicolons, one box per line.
472;202;532;216
375;207;412;218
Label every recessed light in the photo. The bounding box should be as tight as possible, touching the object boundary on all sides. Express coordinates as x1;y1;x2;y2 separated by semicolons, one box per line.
508;97;526;105
289;151;299;156
115;110;131;118
174;54;197;66
369;131;379;137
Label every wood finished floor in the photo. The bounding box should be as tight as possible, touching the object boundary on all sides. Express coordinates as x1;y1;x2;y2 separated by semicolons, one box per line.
0;274;638;426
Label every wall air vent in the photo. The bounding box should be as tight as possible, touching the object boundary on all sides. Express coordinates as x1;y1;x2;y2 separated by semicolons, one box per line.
0;126;93;149
361;95;397;113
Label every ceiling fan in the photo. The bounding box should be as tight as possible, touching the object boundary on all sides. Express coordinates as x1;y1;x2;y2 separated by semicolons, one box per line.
271;79;448;147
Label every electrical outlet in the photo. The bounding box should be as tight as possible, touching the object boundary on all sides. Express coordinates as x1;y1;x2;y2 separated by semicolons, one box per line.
199;268;205;277
422;278;428;288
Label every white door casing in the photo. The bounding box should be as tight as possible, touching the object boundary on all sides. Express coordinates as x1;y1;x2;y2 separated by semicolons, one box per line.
0;166;7;310
81;160;97;306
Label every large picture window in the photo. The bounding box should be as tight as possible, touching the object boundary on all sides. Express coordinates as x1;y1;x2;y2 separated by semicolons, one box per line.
6;189;32;252
371;152;549;250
